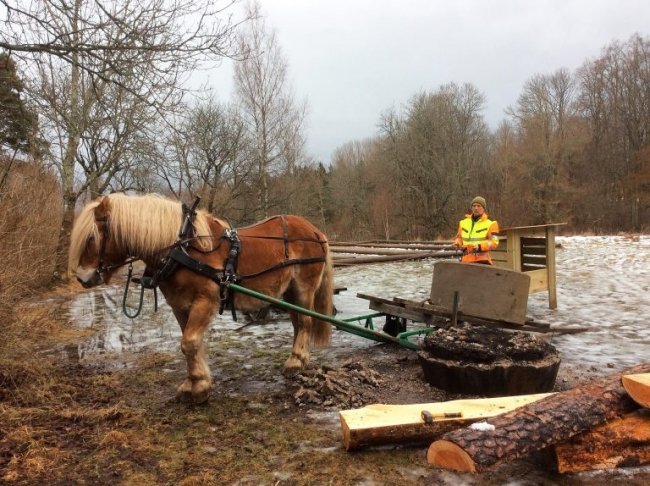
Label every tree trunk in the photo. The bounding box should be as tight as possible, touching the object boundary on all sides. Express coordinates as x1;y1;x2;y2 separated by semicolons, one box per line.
554;410;650;473
339;393;552;451
426;363;650;472
622;373;650;408
54;197;77;281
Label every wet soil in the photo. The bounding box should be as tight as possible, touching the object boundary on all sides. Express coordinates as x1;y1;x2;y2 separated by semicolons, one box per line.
2;283;649;485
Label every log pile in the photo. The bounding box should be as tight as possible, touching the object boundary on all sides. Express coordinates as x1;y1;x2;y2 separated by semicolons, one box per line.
330;240;459;266
339;364;650;474
426;363;650;473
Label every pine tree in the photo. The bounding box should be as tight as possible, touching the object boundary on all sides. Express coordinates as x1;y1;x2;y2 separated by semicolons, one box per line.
0;53;39;154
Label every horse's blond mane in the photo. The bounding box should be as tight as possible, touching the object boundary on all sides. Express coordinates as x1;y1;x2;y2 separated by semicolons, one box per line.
68;199;101;272
68;193;215;271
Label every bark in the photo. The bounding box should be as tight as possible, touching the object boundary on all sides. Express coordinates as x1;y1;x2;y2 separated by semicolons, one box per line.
554;410;650;473
332;250;459;266
339;393;552;451
426;363;650;472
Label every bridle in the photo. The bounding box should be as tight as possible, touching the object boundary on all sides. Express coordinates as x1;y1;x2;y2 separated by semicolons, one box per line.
93;216;137;280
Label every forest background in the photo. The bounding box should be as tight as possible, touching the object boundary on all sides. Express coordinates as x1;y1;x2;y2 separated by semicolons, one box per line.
1;0;650;311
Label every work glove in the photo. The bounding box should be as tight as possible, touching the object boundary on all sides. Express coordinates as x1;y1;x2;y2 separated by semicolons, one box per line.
464;244;475;254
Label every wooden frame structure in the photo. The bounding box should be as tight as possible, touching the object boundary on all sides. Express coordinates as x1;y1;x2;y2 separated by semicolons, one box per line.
491;223;565;309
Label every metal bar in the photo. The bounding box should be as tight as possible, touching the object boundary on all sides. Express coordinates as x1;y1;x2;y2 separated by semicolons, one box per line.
341;312;384;322
397;328;436;339
451;290;459;327
226;283;420;350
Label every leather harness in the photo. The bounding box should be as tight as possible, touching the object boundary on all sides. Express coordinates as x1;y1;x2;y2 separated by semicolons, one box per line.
117;198;327;321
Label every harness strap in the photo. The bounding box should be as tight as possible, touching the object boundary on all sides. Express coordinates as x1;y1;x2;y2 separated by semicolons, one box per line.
220;229;241;320
168;247;225;281
281;215;289;259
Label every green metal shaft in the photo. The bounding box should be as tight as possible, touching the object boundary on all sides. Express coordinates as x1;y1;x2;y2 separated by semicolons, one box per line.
226;282;420;350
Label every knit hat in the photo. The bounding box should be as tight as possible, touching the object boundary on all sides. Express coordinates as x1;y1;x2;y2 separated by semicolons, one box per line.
471;196;486;209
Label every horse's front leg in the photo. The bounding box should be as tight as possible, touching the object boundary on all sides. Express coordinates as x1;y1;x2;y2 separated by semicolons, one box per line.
177;297;217;404
284;310;312;373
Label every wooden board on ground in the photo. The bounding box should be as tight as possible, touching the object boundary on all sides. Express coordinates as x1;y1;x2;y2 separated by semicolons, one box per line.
429;261;531;324
622;373;650;408
554;410;650;473
339;393;553;451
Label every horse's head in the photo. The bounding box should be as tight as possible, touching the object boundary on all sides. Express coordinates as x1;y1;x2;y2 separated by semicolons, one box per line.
69;196;128;288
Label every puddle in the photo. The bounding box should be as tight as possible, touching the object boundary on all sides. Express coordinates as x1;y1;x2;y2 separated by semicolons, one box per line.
65;236;650;371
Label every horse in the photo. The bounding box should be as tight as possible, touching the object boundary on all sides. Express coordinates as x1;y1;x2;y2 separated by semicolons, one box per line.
69;193;333;403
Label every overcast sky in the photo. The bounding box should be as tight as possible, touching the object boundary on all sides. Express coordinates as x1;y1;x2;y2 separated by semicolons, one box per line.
204;0;650;164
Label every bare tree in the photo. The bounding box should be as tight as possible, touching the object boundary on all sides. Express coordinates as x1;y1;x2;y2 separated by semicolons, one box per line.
233;0;307;218
0;0;242;89
158;97;254;215
576;34;650;230
2;0;244;276
380;83;490;238
506;68;581;224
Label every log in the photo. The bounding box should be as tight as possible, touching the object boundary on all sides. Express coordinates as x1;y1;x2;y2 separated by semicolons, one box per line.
427;363;650;472
339;393;553;451
622;373;650;408
331;246;435;256
554;410;650;473
332;250;459;266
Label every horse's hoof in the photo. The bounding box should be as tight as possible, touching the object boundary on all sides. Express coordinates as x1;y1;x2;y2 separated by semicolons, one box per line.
191;380;212;404
283;356;307;375
176;379;193;402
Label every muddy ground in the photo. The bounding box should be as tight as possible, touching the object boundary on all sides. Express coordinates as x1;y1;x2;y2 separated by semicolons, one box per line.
1;284;649;485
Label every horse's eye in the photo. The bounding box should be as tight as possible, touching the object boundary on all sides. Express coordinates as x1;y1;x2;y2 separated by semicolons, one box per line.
88;236;95;242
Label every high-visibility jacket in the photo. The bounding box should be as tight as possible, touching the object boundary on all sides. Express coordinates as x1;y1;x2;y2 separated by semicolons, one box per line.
454;213;499;264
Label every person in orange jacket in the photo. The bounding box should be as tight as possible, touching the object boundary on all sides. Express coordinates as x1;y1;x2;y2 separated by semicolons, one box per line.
453;196;499;264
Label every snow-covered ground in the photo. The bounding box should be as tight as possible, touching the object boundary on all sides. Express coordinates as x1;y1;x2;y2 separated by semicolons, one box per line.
69;235;650;370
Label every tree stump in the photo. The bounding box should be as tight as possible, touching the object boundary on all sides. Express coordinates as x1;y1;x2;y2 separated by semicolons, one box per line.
417;324;560;396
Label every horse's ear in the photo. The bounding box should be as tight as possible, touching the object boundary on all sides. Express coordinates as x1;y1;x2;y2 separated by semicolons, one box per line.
94;196;110;221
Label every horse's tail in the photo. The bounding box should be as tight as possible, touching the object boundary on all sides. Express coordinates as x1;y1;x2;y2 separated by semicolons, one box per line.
311;248;333;347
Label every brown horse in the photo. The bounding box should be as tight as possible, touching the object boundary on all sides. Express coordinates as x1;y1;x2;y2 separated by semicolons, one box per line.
69;193;333;403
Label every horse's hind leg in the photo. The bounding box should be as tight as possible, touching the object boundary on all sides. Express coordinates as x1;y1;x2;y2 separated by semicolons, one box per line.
178;298;216;403
285;310;313;373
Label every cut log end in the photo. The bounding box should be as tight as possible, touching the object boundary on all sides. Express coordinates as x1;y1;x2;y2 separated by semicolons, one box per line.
427;440;477;473
622;373;650;408
340;416;352;451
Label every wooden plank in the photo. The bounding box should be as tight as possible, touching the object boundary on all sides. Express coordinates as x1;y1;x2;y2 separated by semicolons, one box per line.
340;393;554;451
520;246;547;256
521;255;547;266
521;237;546;246
546;225;558;309
429;261;530;324
356;293;405;307
527;268;549;293
367;301;434;325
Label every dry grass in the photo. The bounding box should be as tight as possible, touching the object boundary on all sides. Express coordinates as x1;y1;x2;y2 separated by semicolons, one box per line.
0;158;61;340
0;291;440;485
